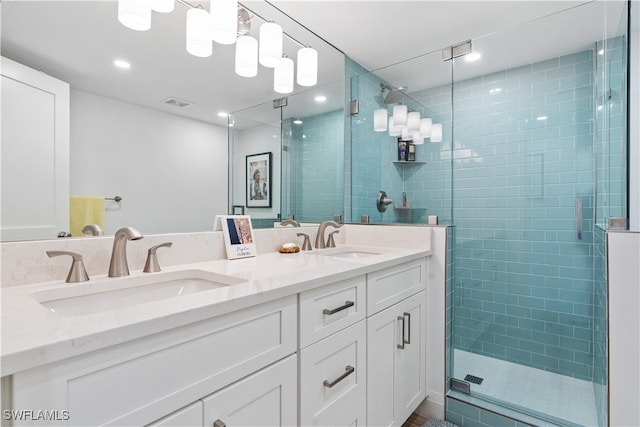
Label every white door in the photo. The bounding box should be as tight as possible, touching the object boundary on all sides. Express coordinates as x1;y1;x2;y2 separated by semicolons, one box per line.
1;56;69;241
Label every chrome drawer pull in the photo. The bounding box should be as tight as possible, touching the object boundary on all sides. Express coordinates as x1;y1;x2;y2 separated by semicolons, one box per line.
404;312;411;345
323;300;354;315
323;365;355;388
397;315;406;349
213;420;226;427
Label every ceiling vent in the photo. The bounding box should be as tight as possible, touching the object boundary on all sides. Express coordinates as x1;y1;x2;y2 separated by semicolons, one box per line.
161;97;194;108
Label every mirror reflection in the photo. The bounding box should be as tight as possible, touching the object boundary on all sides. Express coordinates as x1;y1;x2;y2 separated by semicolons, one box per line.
1;0;345;241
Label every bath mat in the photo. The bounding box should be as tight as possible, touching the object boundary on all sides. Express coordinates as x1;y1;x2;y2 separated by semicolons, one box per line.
422;417;459;427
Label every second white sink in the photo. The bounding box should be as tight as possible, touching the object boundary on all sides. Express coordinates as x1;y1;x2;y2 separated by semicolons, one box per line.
33;269;244;316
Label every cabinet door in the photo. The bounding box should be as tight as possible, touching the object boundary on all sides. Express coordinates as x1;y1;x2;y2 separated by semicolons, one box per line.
202;355;297;427
366;292;425;427
1;56;69;241
147;401;203;427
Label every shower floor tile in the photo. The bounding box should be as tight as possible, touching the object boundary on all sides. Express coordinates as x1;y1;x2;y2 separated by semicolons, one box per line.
454;349;598;426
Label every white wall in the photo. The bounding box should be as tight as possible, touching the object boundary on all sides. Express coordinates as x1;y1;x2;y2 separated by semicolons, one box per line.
232;124;281;220
70;90;228;235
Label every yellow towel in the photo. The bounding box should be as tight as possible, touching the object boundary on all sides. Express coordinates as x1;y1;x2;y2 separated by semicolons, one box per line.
69;196;105;237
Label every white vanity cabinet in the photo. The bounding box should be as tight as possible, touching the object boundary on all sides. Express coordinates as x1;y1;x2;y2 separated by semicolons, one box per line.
366;259;427;427
9;296;297;427
299;276;367;427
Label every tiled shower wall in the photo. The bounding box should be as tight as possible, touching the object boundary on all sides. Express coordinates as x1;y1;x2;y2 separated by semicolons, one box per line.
419;49;596;380
286;110;344;222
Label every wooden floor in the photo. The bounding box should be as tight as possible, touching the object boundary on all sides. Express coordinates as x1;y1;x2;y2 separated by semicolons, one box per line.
402;412;427;427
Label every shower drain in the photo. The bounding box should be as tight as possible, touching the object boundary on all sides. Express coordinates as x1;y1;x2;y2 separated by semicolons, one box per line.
464;374;484;385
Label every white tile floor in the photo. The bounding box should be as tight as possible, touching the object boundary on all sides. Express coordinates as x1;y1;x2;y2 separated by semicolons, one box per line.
454;349;598;426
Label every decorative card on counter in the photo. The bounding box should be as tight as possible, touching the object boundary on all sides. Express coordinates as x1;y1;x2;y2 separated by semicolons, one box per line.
220;215;257;259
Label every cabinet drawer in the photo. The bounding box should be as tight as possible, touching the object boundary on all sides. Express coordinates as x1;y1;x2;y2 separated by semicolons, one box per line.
327;396;366;427
202;355;297;427
147;401;203;427
300;321;366;426
367;259;425;315
299;276;366;348
11;296;296;427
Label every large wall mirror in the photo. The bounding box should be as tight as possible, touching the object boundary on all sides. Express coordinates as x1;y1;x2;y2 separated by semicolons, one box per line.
1;0;345;242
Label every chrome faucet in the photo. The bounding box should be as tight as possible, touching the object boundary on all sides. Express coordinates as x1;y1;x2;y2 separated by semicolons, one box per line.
280;219;300;227
108;227;143;277
82;223;104;236
315;221;342;249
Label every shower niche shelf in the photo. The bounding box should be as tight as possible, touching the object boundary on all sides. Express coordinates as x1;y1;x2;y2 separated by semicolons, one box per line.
392;161;425;165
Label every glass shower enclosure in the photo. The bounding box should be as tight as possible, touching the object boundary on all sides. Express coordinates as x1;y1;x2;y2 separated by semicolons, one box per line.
349;1;628;426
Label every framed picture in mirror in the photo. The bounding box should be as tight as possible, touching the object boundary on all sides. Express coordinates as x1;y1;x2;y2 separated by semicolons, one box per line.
246;152;272;208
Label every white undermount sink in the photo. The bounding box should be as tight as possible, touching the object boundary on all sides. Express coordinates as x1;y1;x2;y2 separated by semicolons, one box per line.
316;247;382;259
32;269;244;316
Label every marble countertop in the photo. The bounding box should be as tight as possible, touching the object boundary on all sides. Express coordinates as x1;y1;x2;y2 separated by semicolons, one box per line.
1;244;430;376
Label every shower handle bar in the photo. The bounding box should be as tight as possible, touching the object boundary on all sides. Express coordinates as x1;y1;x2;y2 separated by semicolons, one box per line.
576;199;583;240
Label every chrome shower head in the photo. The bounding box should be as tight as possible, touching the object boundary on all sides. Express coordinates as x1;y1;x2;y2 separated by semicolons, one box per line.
380;83;408;104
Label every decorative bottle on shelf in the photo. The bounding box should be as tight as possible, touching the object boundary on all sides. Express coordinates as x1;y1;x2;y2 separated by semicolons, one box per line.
398;138;407;161
408;142;416;161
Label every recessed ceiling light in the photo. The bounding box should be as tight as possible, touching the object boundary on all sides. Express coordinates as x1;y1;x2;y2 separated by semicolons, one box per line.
465;52;481;62
314;95;327;103
293;119;303;125
217;112;229;118
113;59;131;69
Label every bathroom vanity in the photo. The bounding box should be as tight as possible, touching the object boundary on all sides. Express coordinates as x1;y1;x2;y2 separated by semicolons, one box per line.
1;225;442;426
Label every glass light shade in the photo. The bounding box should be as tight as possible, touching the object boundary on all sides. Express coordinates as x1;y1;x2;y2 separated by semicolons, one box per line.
388;117;401;136
118;0;151;31
401;126;410;139
411;131;424;145
374;109;388;132
259;22;283;68
392;105;408;127
186;8;212;58
235;35;258;77
420;117;432;137
297;46;318;86
274;56;294;94
431;123;443;143
210;0;238;45
407;111;421;131
150;0;173;13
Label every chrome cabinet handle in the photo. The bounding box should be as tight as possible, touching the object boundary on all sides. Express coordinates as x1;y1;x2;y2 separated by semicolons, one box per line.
213;420;226;427
323;365;355;388
397;315;406;349
323;300;354;315
404;312;411;345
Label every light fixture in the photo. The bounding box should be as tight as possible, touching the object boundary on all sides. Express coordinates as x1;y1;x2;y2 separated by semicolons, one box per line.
274;55;294;94
259;21;283;68
407;111;421;132
186;7;212;57
431;123;443;143
151;0;174;13
420;118;432;137
235;35;258;77
113;59;131;69
297;46;318;86
117;1;319;92
465;52;481;62
293;119;303;125
392;105;408;127
314;95;327;103
118;0;151;31
211;0;238;45
374;109;388;132
412;131;424;145
388;117;401;136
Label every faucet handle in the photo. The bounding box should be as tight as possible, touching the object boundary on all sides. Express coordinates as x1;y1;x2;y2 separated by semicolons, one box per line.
47;251;90;283
143;242;173;273
326;230;340;248
296;233;312;251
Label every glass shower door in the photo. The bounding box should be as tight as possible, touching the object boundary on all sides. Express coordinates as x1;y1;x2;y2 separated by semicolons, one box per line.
448;2;626;425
